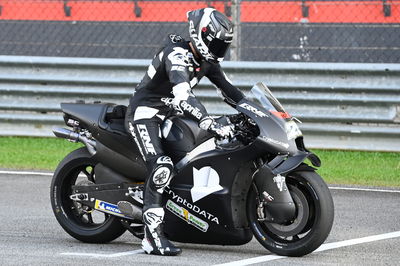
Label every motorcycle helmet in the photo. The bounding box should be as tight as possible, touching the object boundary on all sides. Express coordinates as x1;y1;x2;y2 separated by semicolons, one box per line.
187;8;234;63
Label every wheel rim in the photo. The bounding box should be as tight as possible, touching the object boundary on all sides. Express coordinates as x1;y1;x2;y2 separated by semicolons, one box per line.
251;174;319;244
264;185;310;237
59;163;113;230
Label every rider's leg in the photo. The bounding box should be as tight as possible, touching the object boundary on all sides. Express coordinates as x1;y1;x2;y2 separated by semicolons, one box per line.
125;106;181;256
141;155;180;256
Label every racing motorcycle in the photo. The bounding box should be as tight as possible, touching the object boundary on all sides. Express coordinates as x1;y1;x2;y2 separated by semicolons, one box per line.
50;82;334;257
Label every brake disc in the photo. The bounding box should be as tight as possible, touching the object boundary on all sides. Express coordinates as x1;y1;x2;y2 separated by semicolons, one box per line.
263;185;310;237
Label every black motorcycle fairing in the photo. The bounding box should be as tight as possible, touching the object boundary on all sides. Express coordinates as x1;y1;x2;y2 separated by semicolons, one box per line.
61;102;106;132
271;151;310;176
93;142;146;181
296;137;321;167
236;99;298;155
94;163;136;184
62;102;126;131
61;102;147;181
161;140;264;245
230;162;255;228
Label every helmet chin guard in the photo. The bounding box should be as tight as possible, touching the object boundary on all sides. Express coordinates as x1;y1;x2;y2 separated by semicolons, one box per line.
187;8;234;63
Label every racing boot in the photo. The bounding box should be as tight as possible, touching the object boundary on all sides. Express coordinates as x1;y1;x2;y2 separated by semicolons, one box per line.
141;207;182;256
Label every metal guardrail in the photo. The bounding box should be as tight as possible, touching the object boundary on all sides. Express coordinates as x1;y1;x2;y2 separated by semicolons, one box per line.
0;56;399;151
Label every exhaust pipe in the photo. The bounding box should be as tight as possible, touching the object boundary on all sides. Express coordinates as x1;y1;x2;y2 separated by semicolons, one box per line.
117;201;143;221
53;127;79;140
53;127;96;155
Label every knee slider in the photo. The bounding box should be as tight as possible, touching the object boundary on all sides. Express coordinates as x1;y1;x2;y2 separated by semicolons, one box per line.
151;156;174;193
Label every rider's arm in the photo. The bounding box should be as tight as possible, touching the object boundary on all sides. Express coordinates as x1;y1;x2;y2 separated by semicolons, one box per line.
206;63;245;107
165;48;233;138
164;47;208;122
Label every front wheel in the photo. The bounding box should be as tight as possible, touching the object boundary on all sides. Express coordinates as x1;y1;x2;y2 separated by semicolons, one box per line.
247;170;334;257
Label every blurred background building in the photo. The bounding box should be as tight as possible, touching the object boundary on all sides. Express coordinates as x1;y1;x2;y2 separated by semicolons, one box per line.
0;0;399;62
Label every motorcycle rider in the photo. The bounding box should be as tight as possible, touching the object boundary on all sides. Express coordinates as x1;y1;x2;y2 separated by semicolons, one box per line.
125;7;245;256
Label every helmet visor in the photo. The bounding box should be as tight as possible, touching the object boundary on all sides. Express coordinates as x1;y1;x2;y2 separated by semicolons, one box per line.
208;38;230;58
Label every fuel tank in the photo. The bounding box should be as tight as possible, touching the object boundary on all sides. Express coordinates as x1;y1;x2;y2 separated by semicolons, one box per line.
161;116;213;163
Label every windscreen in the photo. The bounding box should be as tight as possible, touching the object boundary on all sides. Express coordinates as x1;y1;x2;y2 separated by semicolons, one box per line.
250;82;287;114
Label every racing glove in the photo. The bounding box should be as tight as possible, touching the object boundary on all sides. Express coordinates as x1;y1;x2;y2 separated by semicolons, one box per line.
199;116;234;139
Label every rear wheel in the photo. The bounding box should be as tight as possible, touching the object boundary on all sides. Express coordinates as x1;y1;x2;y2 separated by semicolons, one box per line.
50;147;126;243
247;170;334;256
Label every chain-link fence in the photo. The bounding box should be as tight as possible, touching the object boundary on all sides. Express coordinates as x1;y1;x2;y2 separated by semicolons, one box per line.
0;0;399;62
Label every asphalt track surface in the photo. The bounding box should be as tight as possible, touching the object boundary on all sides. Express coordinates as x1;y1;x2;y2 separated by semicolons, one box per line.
0;170;399;265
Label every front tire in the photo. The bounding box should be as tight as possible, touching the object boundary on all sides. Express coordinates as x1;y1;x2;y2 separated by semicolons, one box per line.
50;147;126;243
247;170;334;256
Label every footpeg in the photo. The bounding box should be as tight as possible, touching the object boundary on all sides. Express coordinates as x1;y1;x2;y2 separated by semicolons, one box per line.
127;186;144;205
117;201;142;221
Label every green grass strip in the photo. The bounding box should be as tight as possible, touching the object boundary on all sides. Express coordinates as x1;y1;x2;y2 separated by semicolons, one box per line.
0;137;399;187
0;137;82;171
315;150;399;187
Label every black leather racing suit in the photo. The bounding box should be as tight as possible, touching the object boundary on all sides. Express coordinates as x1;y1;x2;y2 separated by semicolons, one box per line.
125;35;244;213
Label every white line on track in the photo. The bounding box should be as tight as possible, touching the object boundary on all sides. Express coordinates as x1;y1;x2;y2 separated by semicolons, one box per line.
60;249;143;258
328;186;400;193
213;231;400;266
1;170;400;193
0;170;53;176
59;231;400;261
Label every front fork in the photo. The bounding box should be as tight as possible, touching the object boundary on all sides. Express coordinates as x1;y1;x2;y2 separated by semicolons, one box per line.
253;163;296;224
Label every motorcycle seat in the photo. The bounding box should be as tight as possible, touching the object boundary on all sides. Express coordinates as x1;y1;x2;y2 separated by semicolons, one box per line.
102;105;128;135
105;105;127;121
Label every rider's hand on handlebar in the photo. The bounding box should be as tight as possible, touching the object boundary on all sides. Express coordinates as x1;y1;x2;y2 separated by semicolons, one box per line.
199;116;234;139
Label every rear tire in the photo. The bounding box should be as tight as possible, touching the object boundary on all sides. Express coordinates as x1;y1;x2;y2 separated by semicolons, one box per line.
247;170;334;256
50;147;126;243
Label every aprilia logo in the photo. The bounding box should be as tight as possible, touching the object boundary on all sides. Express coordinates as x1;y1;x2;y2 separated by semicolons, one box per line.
180;100;203;120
